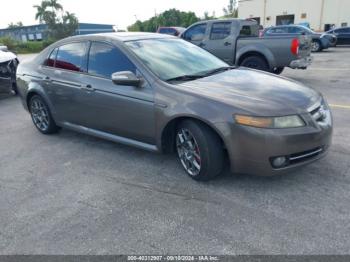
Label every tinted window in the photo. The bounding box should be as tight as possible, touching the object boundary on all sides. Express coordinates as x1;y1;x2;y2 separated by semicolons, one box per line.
56;42;88;72
210;22;231;40
239;25;259;37
288;27;303;34
45;48;58;67
88;42;136;79
336;28;350;33
184;24;207;41
159;28;177;35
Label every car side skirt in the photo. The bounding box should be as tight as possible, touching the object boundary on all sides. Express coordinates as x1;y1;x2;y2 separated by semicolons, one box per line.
61;122;159;152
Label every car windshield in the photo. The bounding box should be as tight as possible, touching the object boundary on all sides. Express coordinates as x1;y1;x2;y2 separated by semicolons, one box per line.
125;38;228;81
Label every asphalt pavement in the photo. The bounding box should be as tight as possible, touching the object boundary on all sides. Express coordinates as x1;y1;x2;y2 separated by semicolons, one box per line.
0;48;349;255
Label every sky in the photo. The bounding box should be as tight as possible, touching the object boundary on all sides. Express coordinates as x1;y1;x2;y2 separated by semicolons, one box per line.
0;0;230;30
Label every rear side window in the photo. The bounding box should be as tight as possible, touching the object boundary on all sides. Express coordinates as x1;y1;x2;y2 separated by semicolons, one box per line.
45;48;58;67
336;28;350;33
266;27;288;34
183;24;207;41
239;25;259;37
210;22;231;40
55;42;88;72
87;42;136;79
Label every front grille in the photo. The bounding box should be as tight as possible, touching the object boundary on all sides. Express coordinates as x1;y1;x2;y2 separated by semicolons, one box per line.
289;147;324;165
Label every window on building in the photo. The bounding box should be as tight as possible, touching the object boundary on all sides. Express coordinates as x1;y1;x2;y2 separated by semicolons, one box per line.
55;42;88;72
210;22;232;40
87;42;136;79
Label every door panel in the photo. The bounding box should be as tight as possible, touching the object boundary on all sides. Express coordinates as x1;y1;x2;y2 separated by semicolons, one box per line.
202;22;234;64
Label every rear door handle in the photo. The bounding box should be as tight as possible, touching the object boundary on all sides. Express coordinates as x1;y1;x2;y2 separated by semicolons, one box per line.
44;76;52;82
199;42;206;47
81;84;95;92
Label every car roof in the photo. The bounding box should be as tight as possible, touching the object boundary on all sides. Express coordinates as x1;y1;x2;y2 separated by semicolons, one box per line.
62;32;175;43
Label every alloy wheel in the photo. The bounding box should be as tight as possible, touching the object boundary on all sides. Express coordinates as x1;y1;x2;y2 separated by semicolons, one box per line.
312;41;320;52
30;98;50;132
176;128;201;176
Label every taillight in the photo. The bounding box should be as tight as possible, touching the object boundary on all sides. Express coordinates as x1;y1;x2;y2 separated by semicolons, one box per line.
291;38;299;56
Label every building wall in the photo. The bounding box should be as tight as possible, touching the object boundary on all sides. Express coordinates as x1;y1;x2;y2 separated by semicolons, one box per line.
0;23;115;42
239;0;350;31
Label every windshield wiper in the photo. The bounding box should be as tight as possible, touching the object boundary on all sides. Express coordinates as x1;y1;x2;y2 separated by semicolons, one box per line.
200;66;236;77
166;74;205;82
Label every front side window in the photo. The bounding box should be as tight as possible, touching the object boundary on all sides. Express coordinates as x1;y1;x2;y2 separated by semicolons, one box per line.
55;42;88;72
288;27;303;34
125;38;228;81
87;42;136;79
183;24;207;41
210;22;231;40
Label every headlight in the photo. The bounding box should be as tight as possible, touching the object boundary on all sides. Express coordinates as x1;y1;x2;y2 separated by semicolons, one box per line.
235;115;305;128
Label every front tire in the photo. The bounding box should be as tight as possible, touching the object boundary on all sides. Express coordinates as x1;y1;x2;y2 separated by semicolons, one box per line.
240;55;269;72
29;95;59;134
175;120;224;181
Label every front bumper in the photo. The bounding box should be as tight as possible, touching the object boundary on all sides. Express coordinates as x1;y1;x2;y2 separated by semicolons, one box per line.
215;108;333;176
0;76;12;94
289;56;313;69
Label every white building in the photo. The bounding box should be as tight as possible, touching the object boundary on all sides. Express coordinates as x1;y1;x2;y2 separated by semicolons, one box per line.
238;0;350;31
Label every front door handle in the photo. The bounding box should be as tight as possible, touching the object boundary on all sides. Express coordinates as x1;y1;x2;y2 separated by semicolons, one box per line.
199;42;206;47
81;84;95;92
224;42;232;46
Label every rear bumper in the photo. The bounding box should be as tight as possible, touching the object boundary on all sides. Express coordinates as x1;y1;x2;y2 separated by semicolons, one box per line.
289;56;313;69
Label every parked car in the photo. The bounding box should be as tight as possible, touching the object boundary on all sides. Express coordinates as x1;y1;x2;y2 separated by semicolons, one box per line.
157;27;186;36
326;27;350;45
0;48;19;95
16;33;332;181
181;19;312;75
262;25;336;52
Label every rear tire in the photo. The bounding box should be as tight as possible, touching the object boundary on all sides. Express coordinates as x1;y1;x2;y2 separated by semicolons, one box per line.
311;40;322;52
29;95;59;134
240;55;269;72
175;120;224;181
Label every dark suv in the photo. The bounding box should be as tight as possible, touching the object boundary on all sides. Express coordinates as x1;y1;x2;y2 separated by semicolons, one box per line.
327;27;350;45
262;25;336;52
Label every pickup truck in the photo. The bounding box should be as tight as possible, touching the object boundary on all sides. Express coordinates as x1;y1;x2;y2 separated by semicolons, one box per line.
181;19;312;74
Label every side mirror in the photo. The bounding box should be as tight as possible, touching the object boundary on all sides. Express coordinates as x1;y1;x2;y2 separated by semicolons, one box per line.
111;71;142;87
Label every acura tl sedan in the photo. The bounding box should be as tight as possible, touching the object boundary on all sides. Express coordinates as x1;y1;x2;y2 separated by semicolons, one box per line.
16;33;333;181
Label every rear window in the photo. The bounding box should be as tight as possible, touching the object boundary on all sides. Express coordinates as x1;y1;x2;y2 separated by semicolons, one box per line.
210;22;231;40
239;25;259;37
159;28;177;35
55;42;88;72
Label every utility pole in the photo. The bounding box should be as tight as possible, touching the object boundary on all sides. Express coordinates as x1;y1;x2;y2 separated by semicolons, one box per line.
263;0;267;27
319;0;325;31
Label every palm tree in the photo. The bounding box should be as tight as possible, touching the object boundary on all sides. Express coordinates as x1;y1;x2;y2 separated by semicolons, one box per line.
33;2;48;23
44;0;63;12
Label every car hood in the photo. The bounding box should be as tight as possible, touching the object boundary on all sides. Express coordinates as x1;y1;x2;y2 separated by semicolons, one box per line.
0;50;17;63
176;68;321;116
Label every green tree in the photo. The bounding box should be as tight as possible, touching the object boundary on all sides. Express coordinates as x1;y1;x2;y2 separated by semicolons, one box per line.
128;9;200;32
223;0;238;18
7;22;23;29
33;0;78;40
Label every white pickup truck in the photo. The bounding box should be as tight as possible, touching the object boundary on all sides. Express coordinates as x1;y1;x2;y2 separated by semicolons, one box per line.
181;19;313;74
